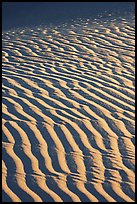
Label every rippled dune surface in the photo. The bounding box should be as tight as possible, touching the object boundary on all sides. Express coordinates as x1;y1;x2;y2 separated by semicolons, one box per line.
2;13;135;202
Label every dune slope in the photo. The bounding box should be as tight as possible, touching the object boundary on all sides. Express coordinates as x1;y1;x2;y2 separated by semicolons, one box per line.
2;13;135;202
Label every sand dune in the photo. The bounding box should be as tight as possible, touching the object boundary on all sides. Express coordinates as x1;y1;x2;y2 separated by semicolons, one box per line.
2;13;135;202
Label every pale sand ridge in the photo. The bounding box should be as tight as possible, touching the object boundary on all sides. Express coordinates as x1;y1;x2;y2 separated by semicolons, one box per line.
2;13;135;202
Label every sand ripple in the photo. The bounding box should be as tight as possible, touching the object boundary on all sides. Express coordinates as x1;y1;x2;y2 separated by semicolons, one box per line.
2;13;135;202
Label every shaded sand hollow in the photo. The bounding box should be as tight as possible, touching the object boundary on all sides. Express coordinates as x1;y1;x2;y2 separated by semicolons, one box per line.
2;12;135;202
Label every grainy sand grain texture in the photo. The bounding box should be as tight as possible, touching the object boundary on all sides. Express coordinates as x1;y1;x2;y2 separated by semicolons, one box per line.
2;13;135;202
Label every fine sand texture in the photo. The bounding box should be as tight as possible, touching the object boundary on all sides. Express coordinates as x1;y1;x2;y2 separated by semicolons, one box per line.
2;13;135;202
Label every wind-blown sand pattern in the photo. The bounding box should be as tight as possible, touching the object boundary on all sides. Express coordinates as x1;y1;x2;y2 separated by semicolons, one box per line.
2;12;135;202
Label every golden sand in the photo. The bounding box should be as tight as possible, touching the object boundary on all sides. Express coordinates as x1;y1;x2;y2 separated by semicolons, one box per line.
2;14;135;202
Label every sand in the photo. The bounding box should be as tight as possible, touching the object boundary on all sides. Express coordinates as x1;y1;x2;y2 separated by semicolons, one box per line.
2;13;135;202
